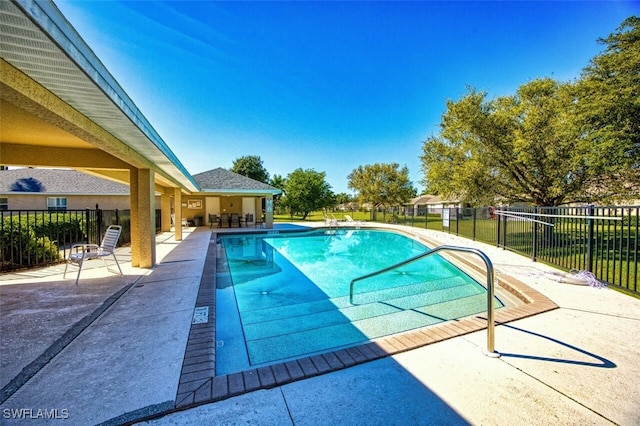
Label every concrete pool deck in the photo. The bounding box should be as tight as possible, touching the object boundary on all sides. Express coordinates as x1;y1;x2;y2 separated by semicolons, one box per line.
1;224;638;425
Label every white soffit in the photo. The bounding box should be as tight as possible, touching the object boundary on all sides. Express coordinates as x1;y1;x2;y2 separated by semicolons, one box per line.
0;0;199;192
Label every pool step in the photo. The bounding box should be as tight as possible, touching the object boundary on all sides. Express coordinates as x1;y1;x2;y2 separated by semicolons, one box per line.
246;292;488;366
226;257;282;285
242;283;486;341
240;275;470;325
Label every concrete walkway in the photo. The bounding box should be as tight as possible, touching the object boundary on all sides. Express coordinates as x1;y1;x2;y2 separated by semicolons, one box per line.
1;224;638;425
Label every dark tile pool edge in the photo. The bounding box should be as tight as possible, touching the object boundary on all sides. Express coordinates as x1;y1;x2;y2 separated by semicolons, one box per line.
173;231;559;411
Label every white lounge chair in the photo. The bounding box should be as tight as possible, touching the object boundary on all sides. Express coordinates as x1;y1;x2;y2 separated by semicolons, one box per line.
344;215;363;227
324;213;338;227
64;225;123;284
171;213;188;228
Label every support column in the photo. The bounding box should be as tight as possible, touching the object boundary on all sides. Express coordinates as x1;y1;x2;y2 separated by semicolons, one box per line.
161;189;171;232
130;168;139;267
174;187;183;241
137;168;156;268
130;167;156;268
265;195;274;229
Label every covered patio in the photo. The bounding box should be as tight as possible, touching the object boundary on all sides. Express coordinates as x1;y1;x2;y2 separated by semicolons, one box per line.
1;0;202;268
179;168;281;229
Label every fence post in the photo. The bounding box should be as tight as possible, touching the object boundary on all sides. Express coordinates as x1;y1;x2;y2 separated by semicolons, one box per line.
472;208;477;241
496;208;501;247
532;206;538;261
85;208;90;244
501;208;507;249
504;209;508;249
96;204;103;245
587;204;594;272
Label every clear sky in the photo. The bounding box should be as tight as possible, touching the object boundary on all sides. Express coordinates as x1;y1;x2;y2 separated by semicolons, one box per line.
55;1;638;194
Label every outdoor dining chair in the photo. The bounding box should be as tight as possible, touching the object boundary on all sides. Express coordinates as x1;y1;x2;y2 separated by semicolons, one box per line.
220;213;229;228
230;213;240;227
64;225;123;284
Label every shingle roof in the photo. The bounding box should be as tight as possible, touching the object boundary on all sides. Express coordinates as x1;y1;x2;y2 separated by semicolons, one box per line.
0;168;129;195
0;167;282;196
192;168;281;194
408;194;460;205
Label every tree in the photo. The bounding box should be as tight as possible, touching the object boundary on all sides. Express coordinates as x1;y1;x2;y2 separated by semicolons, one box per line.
269;174;287;195
230;155;270;184
421;17;640;206
281;168;334;219
575;16;640;201
347;163;416;209
422;80;590;206
334;192;352;206
269;174;287;213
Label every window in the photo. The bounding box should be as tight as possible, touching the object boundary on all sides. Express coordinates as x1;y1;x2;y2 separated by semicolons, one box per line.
47;197;67;211
0;198;7;211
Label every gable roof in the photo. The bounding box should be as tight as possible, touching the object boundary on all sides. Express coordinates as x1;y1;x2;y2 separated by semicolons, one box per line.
192;168;281;195
0;168;129;195
408;194;461;205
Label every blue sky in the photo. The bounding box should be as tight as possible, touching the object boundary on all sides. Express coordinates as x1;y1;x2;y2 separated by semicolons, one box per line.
55;1;638;194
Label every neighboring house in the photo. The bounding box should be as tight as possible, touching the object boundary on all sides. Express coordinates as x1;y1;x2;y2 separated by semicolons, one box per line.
406;194;464;215
0;167;282;228
0;168;159;211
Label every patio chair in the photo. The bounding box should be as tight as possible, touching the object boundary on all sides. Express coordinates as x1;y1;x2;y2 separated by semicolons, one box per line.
230;213;240;228
324;213;338;227
245;213;254;227
220;213;229;228
344;215;363;227
171;213;188;228
64;225;123;284
209;213;220;228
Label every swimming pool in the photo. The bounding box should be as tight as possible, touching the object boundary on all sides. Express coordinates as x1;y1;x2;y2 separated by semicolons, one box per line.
216;228;504;375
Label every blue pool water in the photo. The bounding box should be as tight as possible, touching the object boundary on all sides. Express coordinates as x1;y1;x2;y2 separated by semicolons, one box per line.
216;228;503;375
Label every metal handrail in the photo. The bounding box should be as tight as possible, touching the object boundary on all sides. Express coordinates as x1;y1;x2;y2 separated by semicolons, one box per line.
349;245;500;357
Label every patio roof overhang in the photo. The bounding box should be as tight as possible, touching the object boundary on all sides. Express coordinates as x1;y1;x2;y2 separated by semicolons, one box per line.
0;0;199;194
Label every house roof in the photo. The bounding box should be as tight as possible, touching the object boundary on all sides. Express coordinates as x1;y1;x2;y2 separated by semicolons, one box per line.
192;168;281;195
408;194;460;205
0;168;129;195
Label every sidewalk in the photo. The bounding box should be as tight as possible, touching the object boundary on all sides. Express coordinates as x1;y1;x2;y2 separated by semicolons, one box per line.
1;225;638;425
1;228;210;425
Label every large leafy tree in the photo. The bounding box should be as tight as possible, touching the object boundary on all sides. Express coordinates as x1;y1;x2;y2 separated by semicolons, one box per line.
281;168;334;219
421;79;586;206
575;16;640;200
230;155;270;184
421;17;640;206
348;163;416;208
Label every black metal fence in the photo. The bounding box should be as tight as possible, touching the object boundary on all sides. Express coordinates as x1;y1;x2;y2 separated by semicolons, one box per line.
371;205;639;296
0;208;161;272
